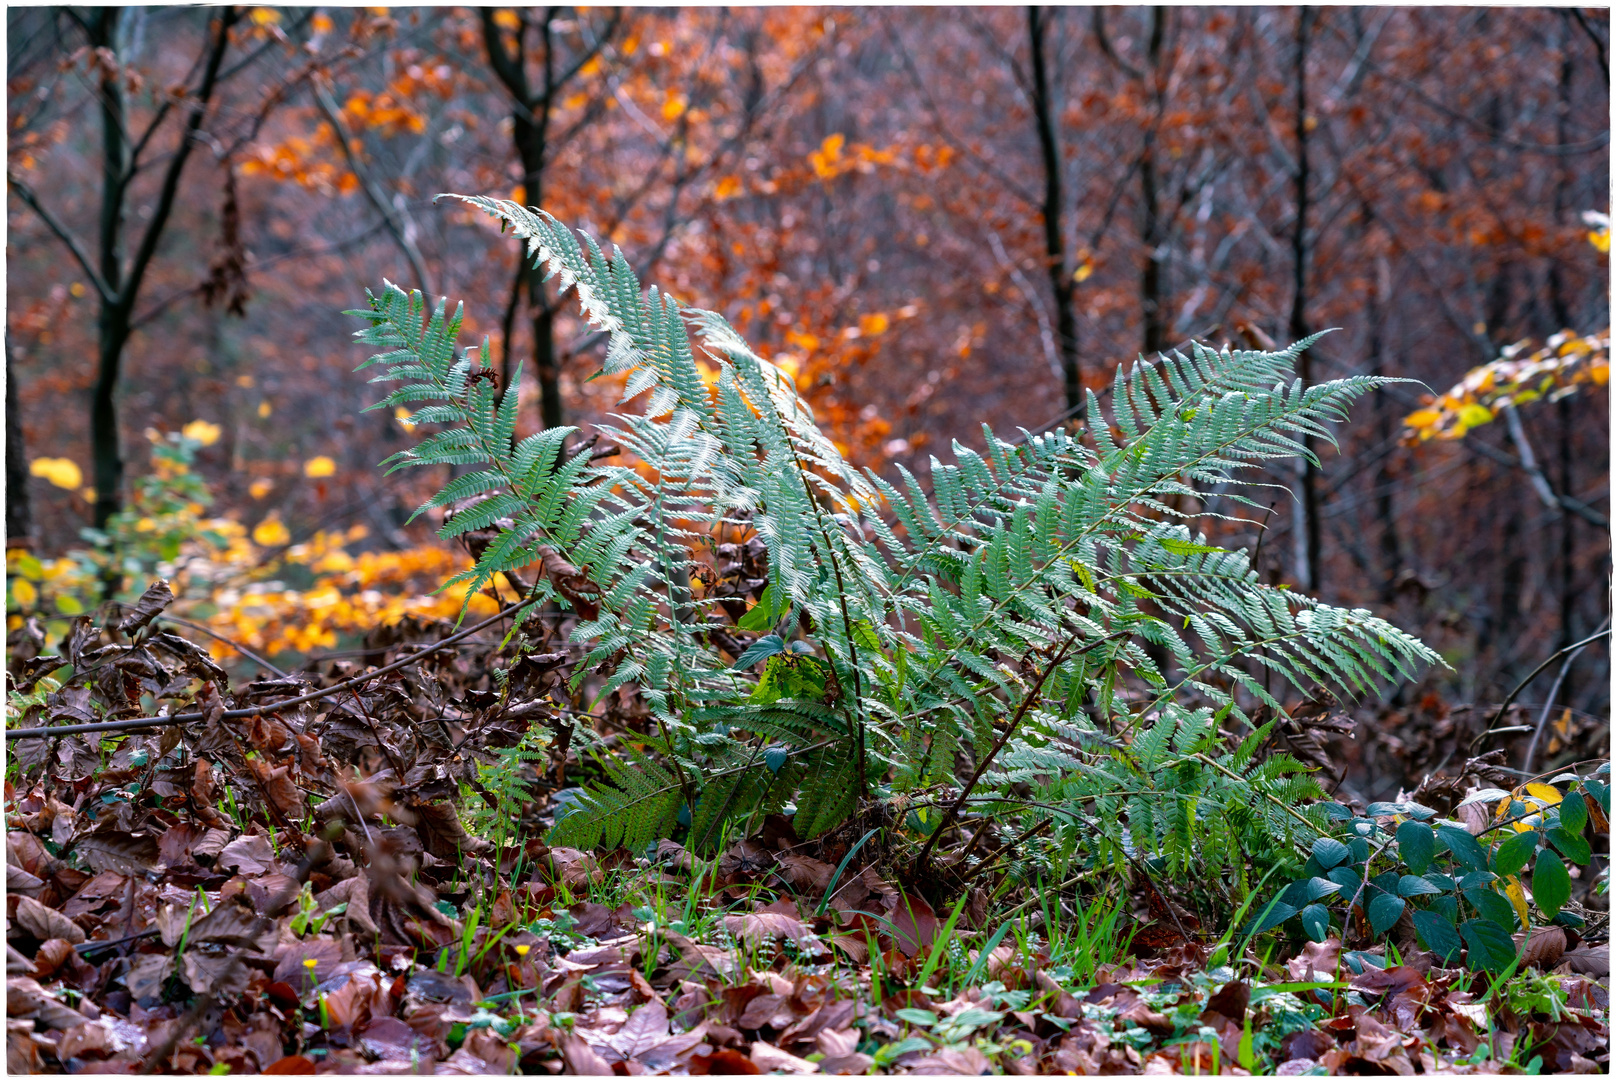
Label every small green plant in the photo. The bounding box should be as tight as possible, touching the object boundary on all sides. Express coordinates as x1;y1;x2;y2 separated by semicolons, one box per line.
461;725;549;861
1253;764;1609;972
288;882;346;937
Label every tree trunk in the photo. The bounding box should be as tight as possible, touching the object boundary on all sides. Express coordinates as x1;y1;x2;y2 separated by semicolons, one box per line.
6;334;33;549
1139;8;1167;359
1290;6;1321;592
92;8;128;529
1026;6;1082;414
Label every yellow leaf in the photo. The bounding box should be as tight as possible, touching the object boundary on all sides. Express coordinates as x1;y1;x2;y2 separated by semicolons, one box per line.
11;579;38;608
29;457;82;490
1589;227;1611;253
859;312;890;337
579;55;602;77
1403;408;1442;430
69;282;86;298
1074;261;1093;283
311;12;333;34
714;175;742;200
661;94;688;121
394;406;417;432
1503;877;1531;929
303;456;336;478
182;419;222;446
1494;796;1513;821
491;9;520;30
1524;783;1563;806
1456;402;1494;430
249;479;274;500
253;516;290;547
257;401;272;418
249;7;281;26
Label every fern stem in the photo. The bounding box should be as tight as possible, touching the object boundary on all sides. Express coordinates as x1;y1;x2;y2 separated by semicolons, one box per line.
915;628;1127;874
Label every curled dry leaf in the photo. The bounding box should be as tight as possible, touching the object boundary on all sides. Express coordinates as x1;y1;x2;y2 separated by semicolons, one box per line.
13;895;86;945
117;578;174;634
535;545;603;621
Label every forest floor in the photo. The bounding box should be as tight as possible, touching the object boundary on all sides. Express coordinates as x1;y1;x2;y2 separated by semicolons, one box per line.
5;604;1609;1075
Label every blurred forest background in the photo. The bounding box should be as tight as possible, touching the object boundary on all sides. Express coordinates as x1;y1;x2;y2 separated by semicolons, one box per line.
6;6;1610;797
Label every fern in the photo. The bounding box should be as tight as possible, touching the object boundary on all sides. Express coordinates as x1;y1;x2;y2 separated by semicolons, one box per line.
349;196;1442;879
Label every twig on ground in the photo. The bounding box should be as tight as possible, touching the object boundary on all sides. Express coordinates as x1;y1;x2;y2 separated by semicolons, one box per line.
6;594;543;740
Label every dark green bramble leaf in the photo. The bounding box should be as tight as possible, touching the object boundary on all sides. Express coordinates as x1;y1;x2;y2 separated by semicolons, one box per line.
1546;827;1591;865
1531;849;1571;919
763;746;789;774
732;634;786;670
1370;871;1401;897
1559;791;1587;835
1466;888;1516;932
1421;872;1456;892
1368;893;1406;936
1411;910;1462;963
1250;899;1298;935
1348;837;1370;865
1430;895;1460;923
1398;874;1442;898
1327;866;1361;894
1312;837;1351;869
1492;829;1538;879
1282;877;1342;906
1320;803;1356;821
1436;825;1488;872
1550;910;1585;928
1300;904;1330;942
1582;778;1609;814
1459;918;1517;973
1396;821;1436;875
1456;870;1497;891
1300;856;1325;878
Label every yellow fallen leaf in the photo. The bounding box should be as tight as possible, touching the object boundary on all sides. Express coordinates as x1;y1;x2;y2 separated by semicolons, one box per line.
249;479;274;500
29;458;82;490
304;456;336;478
11;579;38;608
182;420;222;446
1403;408;1442;431
253;516;290;547
258;401;272;418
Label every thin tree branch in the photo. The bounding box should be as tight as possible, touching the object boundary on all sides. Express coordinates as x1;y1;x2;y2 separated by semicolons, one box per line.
5;174;117;303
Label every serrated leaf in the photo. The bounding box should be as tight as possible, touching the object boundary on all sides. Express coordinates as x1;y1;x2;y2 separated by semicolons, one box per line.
1312;836;1351;869
1368;893;1405;937
1524;782;1563;806
1459;918;1517;973
1531;849;1571;918
1457;788;1511;808
1436;825;1488;872
1398;875;1441;898
1396;821;1435;876
1492;829;1538;879
732;634;786;670
1466;887;1515;932
1300;904;1330;942
1411;910;1461;963
1559;791;1587;835
1546;827;1591;865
